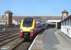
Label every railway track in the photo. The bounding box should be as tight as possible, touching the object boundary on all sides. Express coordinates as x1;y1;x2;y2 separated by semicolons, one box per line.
0;26;20;46
0;38;24;50
0;33;32;50
0;26;41;50
0;35;18;46
14;42;31;50
0;26;26;50
0;33;18;42
0;32;35;50
0;30;19;42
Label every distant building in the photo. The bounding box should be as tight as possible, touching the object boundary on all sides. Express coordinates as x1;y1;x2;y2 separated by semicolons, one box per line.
61;10;69;20
4;10;13;25
0;10;62;27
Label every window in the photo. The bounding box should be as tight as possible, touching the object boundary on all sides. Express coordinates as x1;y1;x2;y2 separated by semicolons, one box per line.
23;17;33;27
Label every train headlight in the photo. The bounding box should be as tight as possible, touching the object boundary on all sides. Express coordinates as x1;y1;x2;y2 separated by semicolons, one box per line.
20;29;23;32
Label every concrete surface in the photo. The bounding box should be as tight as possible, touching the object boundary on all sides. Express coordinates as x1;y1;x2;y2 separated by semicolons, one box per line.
30;28;71;50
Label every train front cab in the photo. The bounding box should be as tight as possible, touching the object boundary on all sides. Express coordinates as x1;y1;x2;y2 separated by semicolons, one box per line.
19;18;36;41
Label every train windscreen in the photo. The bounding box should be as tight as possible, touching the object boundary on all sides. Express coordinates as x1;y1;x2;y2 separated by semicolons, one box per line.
23;18;33;27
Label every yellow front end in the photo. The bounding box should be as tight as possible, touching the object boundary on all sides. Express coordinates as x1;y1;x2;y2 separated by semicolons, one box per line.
20;19;35;32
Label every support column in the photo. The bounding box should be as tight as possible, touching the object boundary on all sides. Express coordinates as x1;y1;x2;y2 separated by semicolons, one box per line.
56;22;58;28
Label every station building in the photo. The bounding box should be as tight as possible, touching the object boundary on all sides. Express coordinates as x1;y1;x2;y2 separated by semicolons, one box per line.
61;10;71;38
0;10;13;26
4;10;13;26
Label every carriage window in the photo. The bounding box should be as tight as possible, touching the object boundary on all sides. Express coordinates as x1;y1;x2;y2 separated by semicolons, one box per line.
23;18;33;27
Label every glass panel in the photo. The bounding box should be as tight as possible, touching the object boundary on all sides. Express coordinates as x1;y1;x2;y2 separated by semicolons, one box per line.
23;17;33;27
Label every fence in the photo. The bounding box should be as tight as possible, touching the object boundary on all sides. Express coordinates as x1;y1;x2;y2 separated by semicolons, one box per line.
0;19;7;32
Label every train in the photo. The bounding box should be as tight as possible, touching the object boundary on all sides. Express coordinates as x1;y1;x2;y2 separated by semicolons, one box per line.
19;17;48;41
19;17;37;41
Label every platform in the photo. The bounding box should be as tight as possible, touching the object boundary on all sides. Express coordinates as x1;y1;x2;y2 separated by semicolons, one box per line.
28;28;71;50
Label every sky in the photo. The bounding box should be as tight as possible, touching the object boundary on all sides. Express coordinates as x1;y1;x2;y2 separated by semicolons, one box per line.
0;0;71;16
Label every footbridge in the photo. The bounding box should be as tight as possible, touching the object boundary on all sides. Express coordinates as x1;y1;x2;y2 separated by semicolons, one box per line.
46;20;61;28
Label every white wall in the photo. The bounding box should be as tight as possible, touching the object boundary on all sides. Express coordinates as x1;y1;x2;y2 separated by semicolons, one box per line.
61;18;71;38
47;20;61;23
